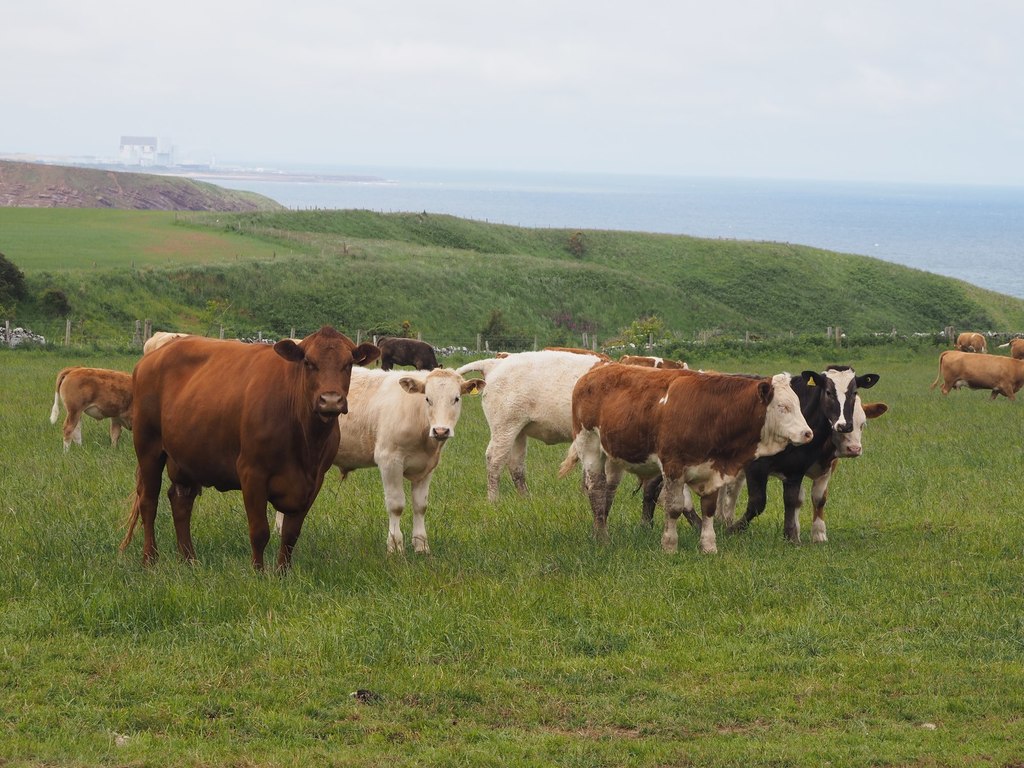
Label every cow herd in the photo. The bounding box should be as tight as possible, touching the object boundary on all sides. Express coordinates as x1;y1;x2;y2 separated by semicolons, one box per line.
54;327;1024;571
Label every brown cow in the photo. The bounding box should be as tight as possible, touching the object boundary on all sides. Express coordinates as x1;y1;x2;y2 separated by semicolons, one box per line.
562;365;813;554
377;337;439;371
955;332;988;353
998;338;1024;360
120;327;380;570
49;367;133;451
930;350;1024;400
619;354;687;369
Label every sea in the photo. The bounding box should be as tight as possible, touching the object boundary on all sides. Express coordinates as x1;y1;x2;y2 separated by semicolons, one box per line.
206;167;1024;300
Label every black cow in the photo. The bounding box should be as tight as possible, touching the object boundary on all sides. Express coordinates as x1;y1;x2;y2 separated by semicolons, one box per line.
377;337;440;371
642;366;886;543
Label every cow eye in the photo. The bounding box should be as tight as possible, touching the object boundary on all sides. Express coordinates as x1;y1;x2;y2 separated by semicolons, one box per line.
454;396;460;403
425;397;433;406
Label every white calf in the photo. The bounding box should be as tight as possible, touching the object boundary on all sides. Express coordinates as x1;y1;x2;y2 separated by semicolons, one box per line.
276;367;483;553
456;350;607;501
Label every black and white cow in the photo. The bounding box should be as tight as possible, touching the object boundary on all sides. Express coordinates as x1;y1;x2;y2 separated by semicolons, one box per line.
642;366;886;543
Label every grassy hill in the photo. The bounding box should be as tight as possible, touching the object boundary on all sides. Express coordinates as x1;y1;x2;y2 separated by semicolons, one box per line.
0;160;282;211
3;207;1023;351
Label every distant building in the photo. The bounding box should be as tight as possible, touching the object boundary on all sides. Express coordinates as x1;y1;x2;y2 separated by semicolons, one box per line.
118;136;173;166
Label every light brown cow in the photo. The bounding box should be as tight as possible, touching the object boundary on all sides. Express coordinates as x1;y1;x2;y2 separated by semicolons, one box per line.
998;338;1024;360
563;365;813;554
143;331;190;355
955;332;988;354
49;367;133;451
931;350;1024;400
619;354;688;369
120;327;380;570
544;346;612;360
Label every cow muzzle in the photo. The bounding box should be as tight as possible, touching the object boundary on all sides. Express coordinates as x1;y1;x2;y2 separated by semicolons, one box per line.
792;428;814;445
316;393;348;419
431;426;452;441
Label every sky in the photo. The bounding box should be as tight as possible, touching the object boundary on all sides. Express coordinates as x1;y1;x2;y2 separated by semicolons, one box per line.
2;0;1023;185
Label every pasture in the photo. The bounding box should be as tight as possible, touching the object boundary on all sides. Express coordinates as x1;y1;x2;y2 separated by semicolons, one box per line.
2;347;1023;767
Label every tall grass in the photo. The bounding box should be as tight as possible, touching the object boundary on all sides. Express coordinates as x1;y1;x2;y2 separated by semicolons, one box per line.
2;347;1023;766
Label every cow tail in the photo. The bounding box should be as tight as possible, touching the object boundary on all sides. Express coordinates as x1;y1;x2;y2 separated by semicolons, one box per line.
929;369;942;390
455;358;501;379
50;368;70;423
557;442;579;478
119;468;143;553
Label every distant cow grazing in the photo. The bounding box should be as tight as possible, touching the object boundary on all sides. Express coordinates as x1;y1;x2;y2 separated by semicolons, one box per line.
143;331;190;355
563;365;813;554
619;354;688;369
955;332;988;354
456;350;608;501
276;367;483;554
49;367;133;451
998;338;1024;360
712;366;886;544
377;337;440;371
120;327;380;570
931;350;1024;400
544;346;612;360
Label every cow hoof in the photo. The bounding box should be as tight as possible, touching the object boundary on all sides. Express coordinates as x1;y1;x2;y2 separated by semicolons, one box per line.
811;520;827;543
661;538;679;554
413;537;431;555
700;542;718;554
811;532;828;544
387;536;405;554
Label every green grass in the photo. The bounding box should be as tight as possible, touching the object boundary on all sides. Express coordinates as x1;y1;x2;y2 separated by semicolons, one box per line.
3;347;1024;766
4;209;1024;347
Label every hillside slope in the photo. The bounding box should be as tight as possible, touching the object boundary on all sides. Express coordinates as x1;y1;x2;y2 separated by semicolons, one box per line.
0;160;282;211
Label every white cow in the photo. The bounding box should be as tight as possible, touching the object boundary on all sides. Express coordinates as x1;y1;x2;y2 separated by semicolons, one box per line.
143;331;190;355
276;367;483;554
456;350;607;501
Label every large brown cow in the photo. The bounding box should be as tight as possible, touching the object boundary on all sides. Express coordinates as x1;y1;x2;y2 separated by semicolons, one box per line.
120;327;380;570
930;350;1024;400
377;337;440;371
563;365;813;554
955;332;988;353
49;367;133;451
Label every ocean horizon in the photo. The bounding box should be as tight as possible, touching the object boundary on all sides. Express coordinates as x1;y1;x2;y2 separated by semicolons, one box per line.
205;166;1024;301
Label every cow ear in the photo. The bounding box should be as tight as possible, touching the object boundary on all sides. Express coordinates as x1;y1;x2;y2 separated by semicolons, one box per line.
399;377;425;394
352;343;382;367
274;339;305;363
462;378;485;395
863;402;888;419
802;370;824;388
757;379;774;403
856;373;880;389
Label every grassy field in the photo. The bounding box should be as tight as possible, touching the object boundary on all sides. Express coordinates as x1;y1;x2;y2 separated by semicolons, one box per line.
2;346;1023;767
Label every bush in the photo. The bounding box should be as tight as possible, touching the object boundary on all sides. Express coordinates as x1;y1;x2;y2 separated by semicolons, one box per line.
0;252;27;304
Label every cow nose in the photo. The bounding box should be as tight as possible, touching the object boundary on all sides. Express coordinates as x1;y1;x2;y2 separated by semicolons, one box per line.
432;426;451;440
798;428;813;444
317;393;347;415
844;444;863;457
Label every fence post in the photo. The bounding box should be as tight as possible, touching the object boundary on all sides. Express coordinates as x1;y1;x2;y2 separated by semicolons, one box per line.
534;336;538;351
144;319;152;342
290;326;296;340
219;324;225;339
476;333;482;352
356;329;363;345
132;320;142;347
64;318;71;347
4;320;9;347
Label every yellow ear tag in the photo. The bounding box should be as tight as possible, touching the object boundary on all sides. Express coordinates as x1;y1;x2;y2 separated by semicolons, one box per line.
807;378;815;386
468;383;480;395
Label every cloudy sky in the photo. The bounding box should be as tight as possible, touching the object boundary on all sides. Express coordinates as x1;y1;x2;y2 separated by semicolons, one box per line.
3;0;1022;185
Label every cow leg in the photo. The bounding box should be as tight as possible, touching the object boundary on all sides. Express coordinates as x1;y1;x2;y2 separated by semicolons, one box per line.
640;475;661;526
240;483;272;570
167;482;199;562
781;477;805;544
698;491;719;554
659;477;685;553
574;432;611;539
508;432;529;496
133;447;166;567
716;475;745;530
732;467;769;534
109;419;123;449
680;485;701;530
810;461;836;544
277;509;308;571
62;409;82;451
595;462;624;538
410;472;434;555
379;461;408;554
484;429;518;502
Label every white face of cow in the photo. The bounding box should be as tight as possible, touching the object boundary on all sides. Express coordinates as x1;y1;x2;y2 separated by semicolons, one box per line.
399;370;485;441
757;373;814;457
832;397;888;458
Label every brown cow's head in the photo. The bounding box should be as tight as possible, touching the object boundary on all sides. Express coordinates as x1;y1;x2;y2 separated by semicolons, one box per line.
275;327;381;421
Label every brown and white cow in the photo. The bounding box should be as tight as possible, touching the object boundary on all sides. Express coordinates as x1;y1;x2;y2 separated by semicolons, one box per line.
143;331;190;355
456;350;608;501
619;354;688;369
931;349;1024;400
563;365;813;554
955;332;988;354
275;367;483;554
998;338;1024;360
49;367;133;451
120;327;380;570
